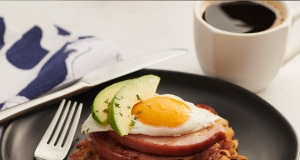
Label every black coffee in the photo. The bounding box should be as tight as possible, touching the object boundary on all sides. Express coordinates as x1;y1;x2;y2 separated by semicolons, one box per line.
203;1;277;33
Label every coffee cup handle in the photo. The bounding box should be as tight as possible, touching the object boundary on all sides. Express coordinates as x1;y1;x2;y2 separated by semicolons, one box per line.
283;6;300;65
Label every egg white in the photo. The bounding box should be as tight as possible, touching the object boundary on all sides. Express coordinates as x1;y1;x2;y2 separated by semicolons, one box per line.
82;94;222;136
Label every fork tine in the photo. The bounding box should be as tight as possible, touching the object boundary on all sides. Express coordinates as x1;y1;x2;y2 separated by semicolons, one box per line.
49;100;71;146
56;101;77;147
63;102;82;149
48;101;71;145
39;99;66;144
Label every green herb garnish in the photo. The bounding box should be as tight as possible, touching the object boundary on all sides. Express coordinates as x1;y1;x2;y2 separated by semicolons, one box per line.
136;94;142;101
130;120;136;126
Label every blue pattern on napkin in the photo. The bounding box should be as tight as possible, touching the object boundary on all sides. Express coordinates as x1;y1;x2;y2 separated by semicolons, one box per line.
18;43;72;99
55;25;70;36
0;18;5;50
6;26;48;69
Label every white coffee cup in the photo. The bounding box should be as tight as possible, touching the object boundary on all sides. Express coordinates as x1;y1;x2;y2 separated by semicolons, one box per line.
194;1;300;93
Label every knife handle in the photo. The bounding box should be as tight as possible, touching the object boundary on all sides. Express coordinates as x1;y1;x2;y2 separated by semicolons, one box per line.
0;81;90;124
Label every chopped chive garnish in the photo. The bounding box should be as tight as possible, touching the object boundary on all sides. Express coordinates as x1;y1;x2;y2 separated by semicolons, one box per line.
115;103;120;108
134;116;138;120
130;120;136;126
136;94;142;101
103;109;109;112
137;111;142;114
104;99;109;103
127;106;131;109
120;112;123;116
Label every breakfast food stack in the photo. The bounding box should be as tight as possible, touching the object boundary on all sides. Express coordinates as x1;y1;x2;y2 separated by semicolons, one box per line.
70;75;248;160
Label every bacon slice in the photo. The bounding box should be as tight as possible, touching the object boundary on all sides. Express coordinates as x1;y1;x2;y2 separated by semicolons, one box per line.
196;104;218;115
69;138;104;160
107;123;227;157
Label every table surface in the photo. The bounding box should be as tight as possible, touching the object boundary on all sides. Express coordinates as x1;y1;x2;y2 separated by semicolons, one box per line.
0;0;300;148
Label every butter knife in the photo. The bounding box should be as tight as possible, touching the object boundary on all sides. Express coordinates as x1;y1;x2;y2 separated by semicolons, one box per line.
0;48;187;124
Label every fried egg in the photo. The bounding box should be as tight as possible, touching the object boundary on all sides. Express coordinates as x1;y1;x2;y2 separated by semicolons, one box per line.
82;94;222;136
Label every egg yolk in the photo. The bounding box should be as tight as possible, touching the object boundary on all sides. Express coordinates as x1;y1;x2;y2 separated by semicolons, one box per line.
131;97;191;128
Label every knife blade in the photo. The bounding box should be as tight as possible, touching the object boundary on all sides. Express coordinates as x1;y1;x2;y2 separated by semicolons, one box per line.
0;48;187;124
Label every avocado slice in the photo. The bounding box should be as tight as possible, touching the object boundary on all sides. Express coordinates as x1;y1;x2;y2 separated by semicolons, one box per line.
92;79;132;125
108;75;160;136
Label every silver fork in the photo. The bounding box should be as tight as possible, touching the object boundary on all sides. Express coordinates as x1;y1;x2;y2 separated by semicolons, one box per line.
34;99;82;160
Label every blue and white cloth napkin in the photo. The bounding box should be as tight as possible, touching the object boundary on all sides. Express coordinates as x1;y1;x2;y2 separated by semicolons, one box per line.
0;17;122;138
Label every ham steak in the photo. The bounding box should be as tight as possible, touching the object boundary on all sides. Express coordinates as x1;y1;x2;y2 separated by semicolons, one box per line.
90;132;197;160
107;122;227;157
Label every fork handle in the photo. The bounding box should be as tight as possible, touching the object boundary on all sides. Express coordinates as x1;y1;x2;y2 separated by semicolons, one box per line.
0;81;90;124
